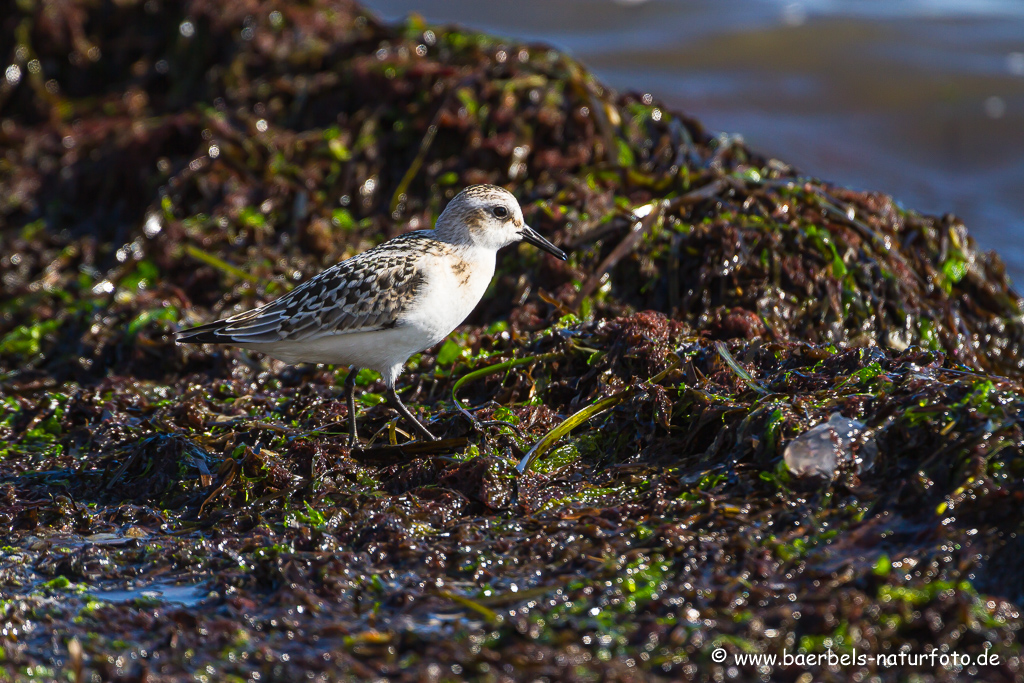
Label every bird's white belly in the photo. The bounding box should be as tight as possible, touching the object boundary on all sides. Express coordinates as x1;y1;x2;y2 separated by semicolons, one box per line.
246;326;429;371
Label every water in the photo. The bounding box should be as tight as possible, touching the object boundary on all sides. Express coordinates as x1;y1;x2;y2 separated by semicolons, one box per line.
88;579;208;607
364;0;1024;282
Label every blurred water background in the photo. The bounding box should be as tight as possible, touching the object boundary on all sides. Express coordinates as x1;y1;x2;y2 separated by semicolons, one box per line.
364;0;1024;283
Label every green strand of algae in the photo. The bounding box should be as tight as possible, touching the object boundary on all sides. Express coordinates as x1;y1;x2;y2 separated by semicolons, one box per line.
517;354;681;474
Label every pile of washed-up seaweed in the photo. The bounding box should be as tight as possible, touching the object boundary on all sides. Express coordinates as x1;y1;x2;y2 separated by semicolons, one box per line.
2;1;1024;681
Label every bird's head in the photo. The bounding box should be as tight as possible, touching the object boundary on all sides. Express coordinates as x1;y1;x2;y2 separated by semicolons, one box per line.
435;184;567;260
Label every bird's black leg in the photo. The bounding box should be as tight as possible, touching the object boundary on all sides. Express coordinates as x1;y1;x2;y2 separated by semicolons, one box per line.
386;385;438;441
344;366;360;448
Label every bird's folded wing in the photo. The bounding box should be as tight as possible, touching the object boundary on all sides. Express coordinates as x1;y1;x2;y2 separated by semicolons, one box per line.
177;241;426;345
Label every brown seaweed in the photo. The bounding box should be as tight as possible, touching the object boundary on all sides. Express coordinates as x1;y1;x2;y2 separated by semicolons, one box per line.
1;2;1023;681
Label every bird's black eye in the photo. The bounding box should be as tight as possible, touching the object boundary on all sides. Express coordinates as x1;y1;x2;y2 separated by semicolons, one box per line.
492;205;509;219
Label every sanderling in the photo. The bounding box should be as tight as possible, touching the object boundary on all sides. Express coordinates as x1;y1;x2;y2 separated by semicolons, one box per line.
176;184;567;446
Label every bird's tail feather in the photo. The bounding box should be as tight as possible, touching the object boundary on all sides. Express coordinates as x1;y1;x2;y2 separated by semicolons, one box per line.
175;320;232;344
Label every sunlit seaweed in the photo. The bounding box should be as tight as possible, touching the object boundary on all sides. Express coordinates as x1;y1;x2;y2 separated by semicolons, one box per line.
1;1;1023;681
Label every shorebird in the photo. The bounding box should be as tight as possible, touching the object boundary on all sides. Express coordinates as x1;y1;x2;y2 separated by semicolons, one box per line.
176;185;567;446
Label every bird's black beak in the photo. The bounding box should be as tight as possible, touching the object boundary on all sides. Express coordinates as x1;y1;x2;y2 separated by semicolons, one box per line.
520;225;568;261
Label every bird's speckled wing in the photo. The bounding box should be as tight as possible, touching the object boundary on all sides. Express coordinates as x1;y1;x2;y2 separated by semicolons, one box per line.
177;231;435;345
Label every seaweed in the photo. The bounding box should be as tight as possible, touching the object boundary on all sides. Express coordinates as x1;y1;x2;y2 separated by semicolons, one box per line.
1;1;1023;681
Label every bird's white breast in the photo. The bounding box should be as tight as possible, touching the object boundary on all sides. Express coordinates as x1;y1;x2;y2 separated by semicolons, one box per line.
401;245;495;348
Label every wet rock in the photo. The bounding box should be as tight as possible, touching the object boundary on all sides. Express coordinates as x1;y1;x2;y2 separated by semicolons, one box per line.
784;412;877;478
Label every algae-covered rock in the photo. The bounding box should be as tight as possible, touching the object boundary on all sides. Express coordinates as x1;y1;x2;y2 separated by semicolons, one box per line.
1;1;1023;681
